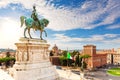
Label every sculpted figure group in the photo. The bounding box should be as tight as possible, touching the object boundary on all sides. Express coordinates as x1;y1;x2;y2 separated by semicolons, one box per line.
20;6;49;40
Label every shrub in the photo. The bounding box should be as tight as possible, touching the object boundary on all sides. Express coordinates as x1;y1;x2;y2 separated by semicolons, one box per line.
59;56;67;66
0;57;15;67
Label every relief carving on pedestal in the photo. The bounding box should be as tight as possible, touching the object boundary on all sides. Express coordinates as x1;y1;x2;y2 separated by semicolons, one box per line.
23;52;28;61
15;50;19;61
16;50;30;62
29;52;33;62
42;47;49;60
16;50;23;62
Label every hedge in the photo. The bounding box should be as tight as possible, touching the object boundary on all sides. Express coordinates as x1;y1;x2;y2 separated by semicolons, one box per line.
0;57;15;63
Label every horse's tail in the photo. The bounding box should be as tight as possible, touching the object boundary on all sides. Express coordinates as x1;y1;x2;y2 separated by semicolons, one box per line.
20;16;25;27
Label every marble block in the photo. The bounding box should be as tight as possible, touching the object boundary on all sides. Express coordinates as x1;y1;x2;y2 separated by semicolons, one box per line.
10;38;59;80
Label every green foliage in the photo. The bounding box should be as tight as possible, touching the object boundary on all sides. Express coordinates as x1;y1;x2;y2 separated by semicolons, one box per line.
75;54;82;67
81;61;87;71
59;56;67;66
0;57;15;63
80;54;91;72
59;51;91;68
6;52;10;57
62;50;67;57
71;50;79;57
61;50;79;58
83;61;87;69
107;68;120;76
60;50;78;66
81;54;91;58
59;50;69;66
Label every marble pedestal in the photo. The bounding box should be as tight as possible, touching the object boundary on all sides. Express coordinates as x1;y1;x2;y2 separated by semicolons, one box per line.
10;38;59;80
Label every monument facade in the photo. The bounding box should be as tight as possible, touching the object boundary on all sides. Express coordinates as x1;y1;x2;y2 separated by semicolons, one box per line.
9;6;59;80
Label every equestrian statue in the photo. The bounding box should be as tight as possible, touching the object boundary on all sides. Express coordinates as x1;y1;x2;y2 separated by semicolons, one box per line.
20;6;49;40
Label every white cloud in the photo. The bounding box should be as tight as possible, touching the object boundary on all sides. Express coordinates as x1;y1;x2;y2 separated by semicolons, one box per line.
103;38;120;44
0;0;120;50
47;37;82;50
0;0;119;31
53;33;119;44
104;34;118;38
47;33;120;49
53;33;119;42
106;24;120;29
94;0;120;26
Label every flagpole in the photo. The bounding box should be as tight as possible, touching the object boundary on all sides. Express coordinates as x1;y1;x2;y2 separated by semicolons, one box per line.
66;47;72;79
67;47;68;69
66;47;69;79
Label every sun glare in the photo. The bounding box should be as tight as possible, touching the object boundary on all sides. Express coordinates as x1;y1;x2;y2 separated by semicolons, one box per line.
1;20;21;39
0;18;23;49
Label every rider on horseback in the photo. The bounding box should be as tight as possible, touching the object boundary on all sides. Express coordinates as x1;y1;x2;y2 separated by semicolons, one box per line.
31;6;40;30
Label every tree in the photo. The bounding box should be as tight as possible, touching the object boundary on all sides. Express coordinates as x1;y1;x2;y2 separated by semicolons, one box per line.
59;56;67;66
74;53;81;67
59;50;67;66
80;54;91;72
71;50;79;57
61;50;67;57
6;51;10;57
0;57;15;67
59;50;74;66
0;51;16;68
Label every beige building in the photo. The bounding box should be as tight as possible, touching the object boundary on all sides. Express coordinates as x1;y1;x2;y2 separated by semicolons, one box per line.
117;48;120;54
113;48;120;65
0;52;6;58
0;51;15;58
97;48;120;65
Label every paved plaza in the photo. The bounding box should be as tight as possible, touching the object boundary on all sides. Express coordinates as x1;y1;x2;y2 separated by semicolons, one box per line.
71;68;120;80
88;68;120;80
0;69;14;80
0;68;80;80
0;67;120;80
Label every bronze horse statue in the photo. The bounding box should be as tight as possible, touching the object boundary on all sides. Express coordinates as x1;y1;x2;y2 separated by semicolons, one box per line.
20;16;49;40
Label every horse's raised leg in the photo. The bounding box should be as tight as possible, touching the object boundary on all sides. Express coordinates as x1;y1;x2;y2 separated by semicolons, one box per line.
24;28;27;38
28;28;32;39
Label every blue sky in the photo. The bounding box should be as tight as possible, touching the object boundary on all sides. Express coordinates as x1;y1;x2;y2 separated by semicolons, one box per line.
0;0;120;50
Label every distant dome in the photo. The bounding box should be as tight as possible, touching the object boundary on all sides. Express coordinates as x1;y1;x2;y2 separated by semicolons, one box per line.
52;44;58;50
52;44;59;56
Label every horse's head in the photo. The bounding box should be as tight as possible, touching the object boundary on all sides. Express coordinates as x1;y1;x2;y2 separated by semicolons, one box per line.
42;18;49;27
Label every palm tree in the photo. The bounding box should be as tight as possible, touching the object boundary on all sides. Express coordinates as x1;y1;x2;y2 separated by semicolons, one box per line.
59;50;67;66
71;50;79;57
62;50;67;57
79;54;91;80
80;54;91;72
